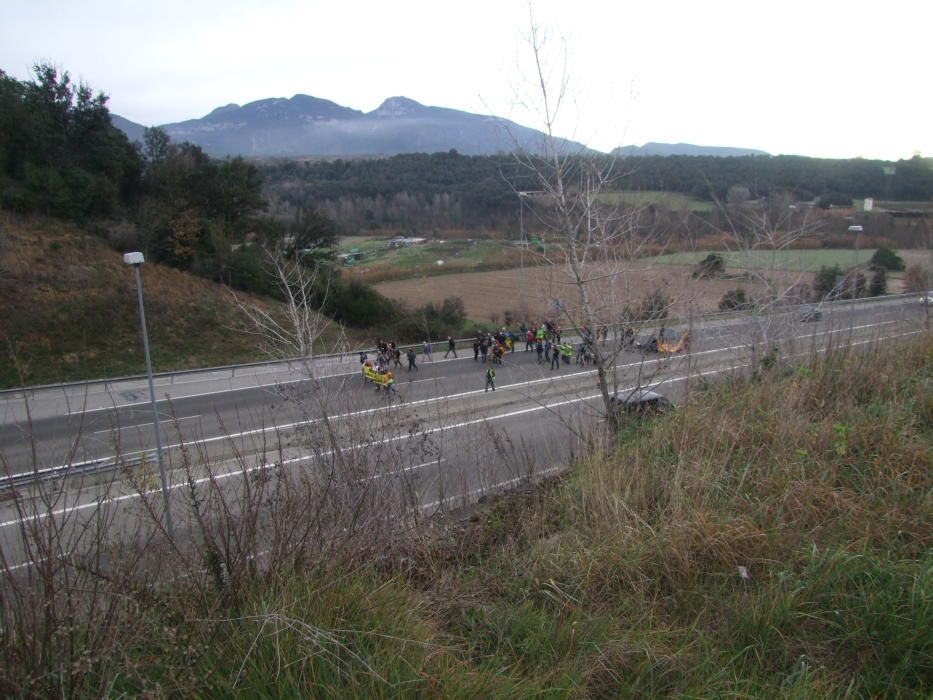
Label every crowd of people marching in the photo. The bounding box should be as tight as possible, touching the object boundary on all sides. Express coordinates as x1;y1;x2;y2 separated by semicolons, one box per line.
360;320;672;396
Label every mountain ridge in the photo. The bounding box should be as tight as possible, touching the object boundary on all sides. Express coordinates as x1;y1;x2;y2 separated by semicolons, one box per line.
613;142;769;157
111;95;768;159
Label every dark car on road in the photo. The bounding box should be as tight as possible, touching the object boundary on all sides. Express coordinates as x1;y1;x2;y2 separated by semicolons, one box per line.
799;305;823;322
608;389;673;417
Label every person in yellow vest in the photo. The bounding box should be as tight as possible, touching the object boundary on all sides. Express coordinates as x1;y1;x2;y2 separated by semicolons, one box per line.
560;342;573;364
485;366;496;392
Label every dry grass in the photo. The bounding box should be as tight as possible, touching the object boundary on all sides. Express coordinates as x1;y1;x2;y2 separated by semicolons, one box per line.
0;212;362;387
374;261;815;323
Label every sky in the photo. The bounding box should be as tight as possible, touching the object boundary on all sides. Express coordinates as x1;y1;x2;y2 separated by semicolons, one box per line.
1;0;930;160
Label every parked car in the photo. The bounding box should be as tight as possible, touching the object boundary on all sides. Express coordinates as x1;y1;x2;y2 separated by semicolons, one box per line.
920;291;933;305
800;305;823;322
608;389;673;417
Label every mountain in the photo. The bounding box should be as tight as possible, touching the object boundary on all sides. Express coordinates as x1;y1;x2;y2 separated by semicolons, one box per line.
111;94;588;158
110;114;146;143
612;142;769;157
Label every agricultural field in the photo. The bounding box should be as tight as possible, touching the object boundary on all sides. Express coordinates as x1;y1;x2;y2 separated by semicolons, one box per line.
597;190;714;212
373;248;929;324
646;249;881;272
373;262;815;324
337;236;524;283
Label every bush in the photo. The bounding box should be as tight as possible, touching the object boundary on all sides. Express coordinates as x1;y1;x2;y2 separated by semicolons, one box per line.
813;264;844;298
392;296;469;341
903;264;932;293
623;289;671;323
817;192;853;209
719;287;752;311
319;274;398;327
870;247;905;271
869;266;887;296
693;252;726;279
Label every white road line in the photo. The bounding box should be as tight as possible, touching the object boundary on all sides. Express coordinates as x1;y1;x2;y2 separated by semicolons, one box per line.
92;414;201;435
27;318;909;474
62;353;472;415
0;329;923;537
420;466;564;511
362;458;447;482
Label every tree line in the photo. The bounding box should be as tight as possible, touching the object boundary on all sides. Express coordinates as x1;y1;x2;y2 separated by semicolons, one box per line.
0;65;338;295
261;150;933;234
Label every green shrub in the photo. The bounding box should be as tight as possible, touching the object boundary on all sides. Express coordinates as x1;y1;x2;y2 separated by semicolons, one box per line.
870;247;905;271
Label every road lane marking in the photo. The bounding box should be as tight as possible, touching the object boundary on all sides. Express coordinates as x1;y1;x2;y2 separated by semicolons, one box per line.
49;314;906;415
92;414;201;435
362;458;447;482
0;329;924;559
15;318;908;477
420;466;564;511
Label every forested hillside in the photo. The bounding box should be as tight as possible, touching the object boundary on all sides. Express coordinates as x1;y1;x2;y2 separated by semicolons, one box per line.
261;151;933;234
0;65;338;298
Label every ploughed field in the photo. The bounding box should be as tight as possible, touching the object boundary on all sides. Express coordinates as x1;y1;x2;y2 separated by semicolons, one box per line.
372;262;824;322
372;248;926;322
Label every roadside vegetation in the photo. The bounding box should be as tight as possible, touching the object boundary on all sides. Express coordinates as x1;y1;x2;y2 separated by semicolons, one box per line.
2;335;929;696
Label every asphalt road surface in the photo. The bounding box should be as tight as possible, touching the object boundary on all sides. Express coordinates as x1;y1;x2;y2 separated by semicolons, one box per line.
0;297;928;568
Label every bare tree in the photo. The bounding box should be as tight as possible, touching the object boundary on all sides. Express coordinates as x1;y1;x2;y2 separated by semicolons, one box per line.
231;247;362;469
705;189;824;370
502;16;672;431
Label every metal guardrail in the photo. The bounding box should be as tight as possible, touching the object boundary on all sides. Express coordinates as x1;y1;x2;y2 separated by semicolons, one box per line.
0;292;920;397
2;455;146;490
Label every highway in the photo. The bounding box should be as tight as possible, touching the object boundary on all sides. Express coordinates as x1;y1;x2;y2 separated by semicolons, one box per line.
0;296;928;569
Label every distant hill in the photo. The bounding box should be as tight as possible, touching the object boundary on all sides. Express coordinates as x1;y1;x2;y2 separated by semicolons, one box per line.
112;95;591;158
109;114;146;144
612;142;769;157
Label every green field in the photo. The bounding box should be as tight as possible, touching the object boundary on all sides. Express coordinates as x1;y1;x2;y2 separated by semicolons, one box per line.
646;248;879;272
337;237;519;279
598;190;715;212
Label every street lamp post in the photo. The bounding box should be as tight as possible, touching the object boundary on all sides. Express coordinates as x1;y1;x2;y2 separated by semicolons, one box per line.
123;252;174;542
517;191;544;329
518;193;526;327
848;225;864;300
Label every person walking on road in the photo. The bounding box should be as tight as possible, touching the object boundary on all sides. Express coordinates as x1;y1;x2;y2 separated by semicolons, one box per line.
561;341;573;364
407;347;418;371
485;366;496;392
550;344;560;370
473;338;480;361
422;340;432;361
445;336;457;358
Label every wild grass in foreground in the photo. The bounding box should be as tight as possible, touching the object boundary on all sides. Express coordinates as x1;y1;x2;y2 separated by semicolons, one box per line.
1;336;929;697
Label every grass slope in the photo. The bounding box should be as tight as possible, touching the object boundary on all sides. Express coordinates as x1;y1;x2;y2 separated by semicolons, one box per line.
0;213;324;388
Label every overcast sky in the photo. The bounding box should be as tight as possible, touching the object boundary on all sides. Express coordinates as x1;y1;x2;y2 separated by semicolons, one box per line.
2;0;929;160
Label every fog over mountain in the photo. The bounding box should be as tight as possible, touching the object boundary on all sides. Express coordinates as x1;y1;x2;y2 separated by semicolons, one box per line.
113;95;586;158
612;142;769;157
112;94;767;159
